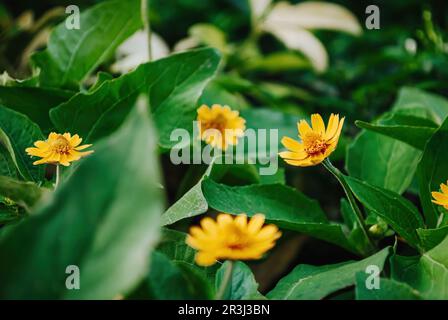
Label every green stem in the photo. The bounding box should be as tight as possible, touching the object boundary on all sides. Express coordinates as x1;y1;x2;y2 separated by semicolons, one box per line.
322;158;375;254
141;0;152;62
54;164;60;189
215;261;234;300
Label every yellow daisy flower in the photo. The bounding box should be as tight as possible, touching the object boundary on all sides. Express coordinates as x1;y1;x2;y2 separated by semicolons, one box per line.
25;132;93;167
197;104;246;150
279;113;345;167
432;181;448;210
186;213;281;267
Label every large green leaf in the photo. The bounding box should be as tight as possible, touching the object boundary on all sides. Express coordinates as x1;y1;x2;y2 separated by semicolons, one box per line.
417;117;448;228
50;48;220;147
346;128;420;195
267;247;390;299
0;129;19;179
393;87;448;124
0;86;73;130
0;106;45;182
215;261;263;300
355;113;437;150
202;178;356;254
0;102;164;299
32;0;141;88
417;226;448;251
346;87;448;194
355;273;422;300
345;176;424;250
391;235;448;299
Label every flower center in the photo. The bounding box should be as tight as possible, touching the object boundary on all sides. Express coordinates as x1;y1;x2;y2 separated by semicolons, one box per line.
303;132;328;155
225;225;250;251
203;113;228;133
51;136;71;154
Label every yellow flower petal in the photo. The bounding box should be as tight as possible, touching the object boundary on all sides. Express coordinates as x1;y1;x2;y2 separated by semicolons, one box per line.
186;213;281;266
311;114;325;135
280;113;344;167
25;132;93;166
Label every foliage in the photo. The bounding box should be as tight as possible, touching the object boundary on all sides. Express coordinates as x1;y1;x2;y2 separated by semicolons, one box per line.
0;0;448;300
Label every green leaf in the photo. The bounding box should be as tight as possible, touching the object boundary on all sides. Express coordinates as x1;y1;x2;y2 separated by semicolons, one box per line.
50;48;220;147
161;159;281;227
417;226;448;251
0;129;19;179
32;0;142;88
161;161;216;227
345;176;424;250
346;124;421;195
355;273;422;300
0;106;45;182
355;113;437;150
391;235;448;299
202;178;357;254
0;176;47;210
215;261;263;300
0;208;21;225
393;87;448;125
267;247;390;299
417;117;448;228
0;100;164;299
157;229;219;283
242;108;302;149
144;251;213;300
0;86;73;130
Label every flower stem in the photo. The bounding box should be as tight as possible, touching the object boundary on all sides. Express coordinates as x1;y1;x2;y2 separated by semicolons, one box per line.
140;0;152;62
322;158;375;255
215;261;234;300
54;164;60;189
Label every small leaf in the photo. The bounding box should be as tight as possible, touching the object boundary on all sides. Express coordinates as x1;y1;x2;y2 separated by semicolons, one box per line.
215;261;263;300
142;251;213;300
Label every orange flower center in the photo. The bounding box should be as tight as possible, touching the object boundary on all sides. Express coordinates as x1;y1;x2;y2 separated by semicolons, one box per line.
224;225;250;251
202;113;229;134
51;136;71;154
303;132;328;155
